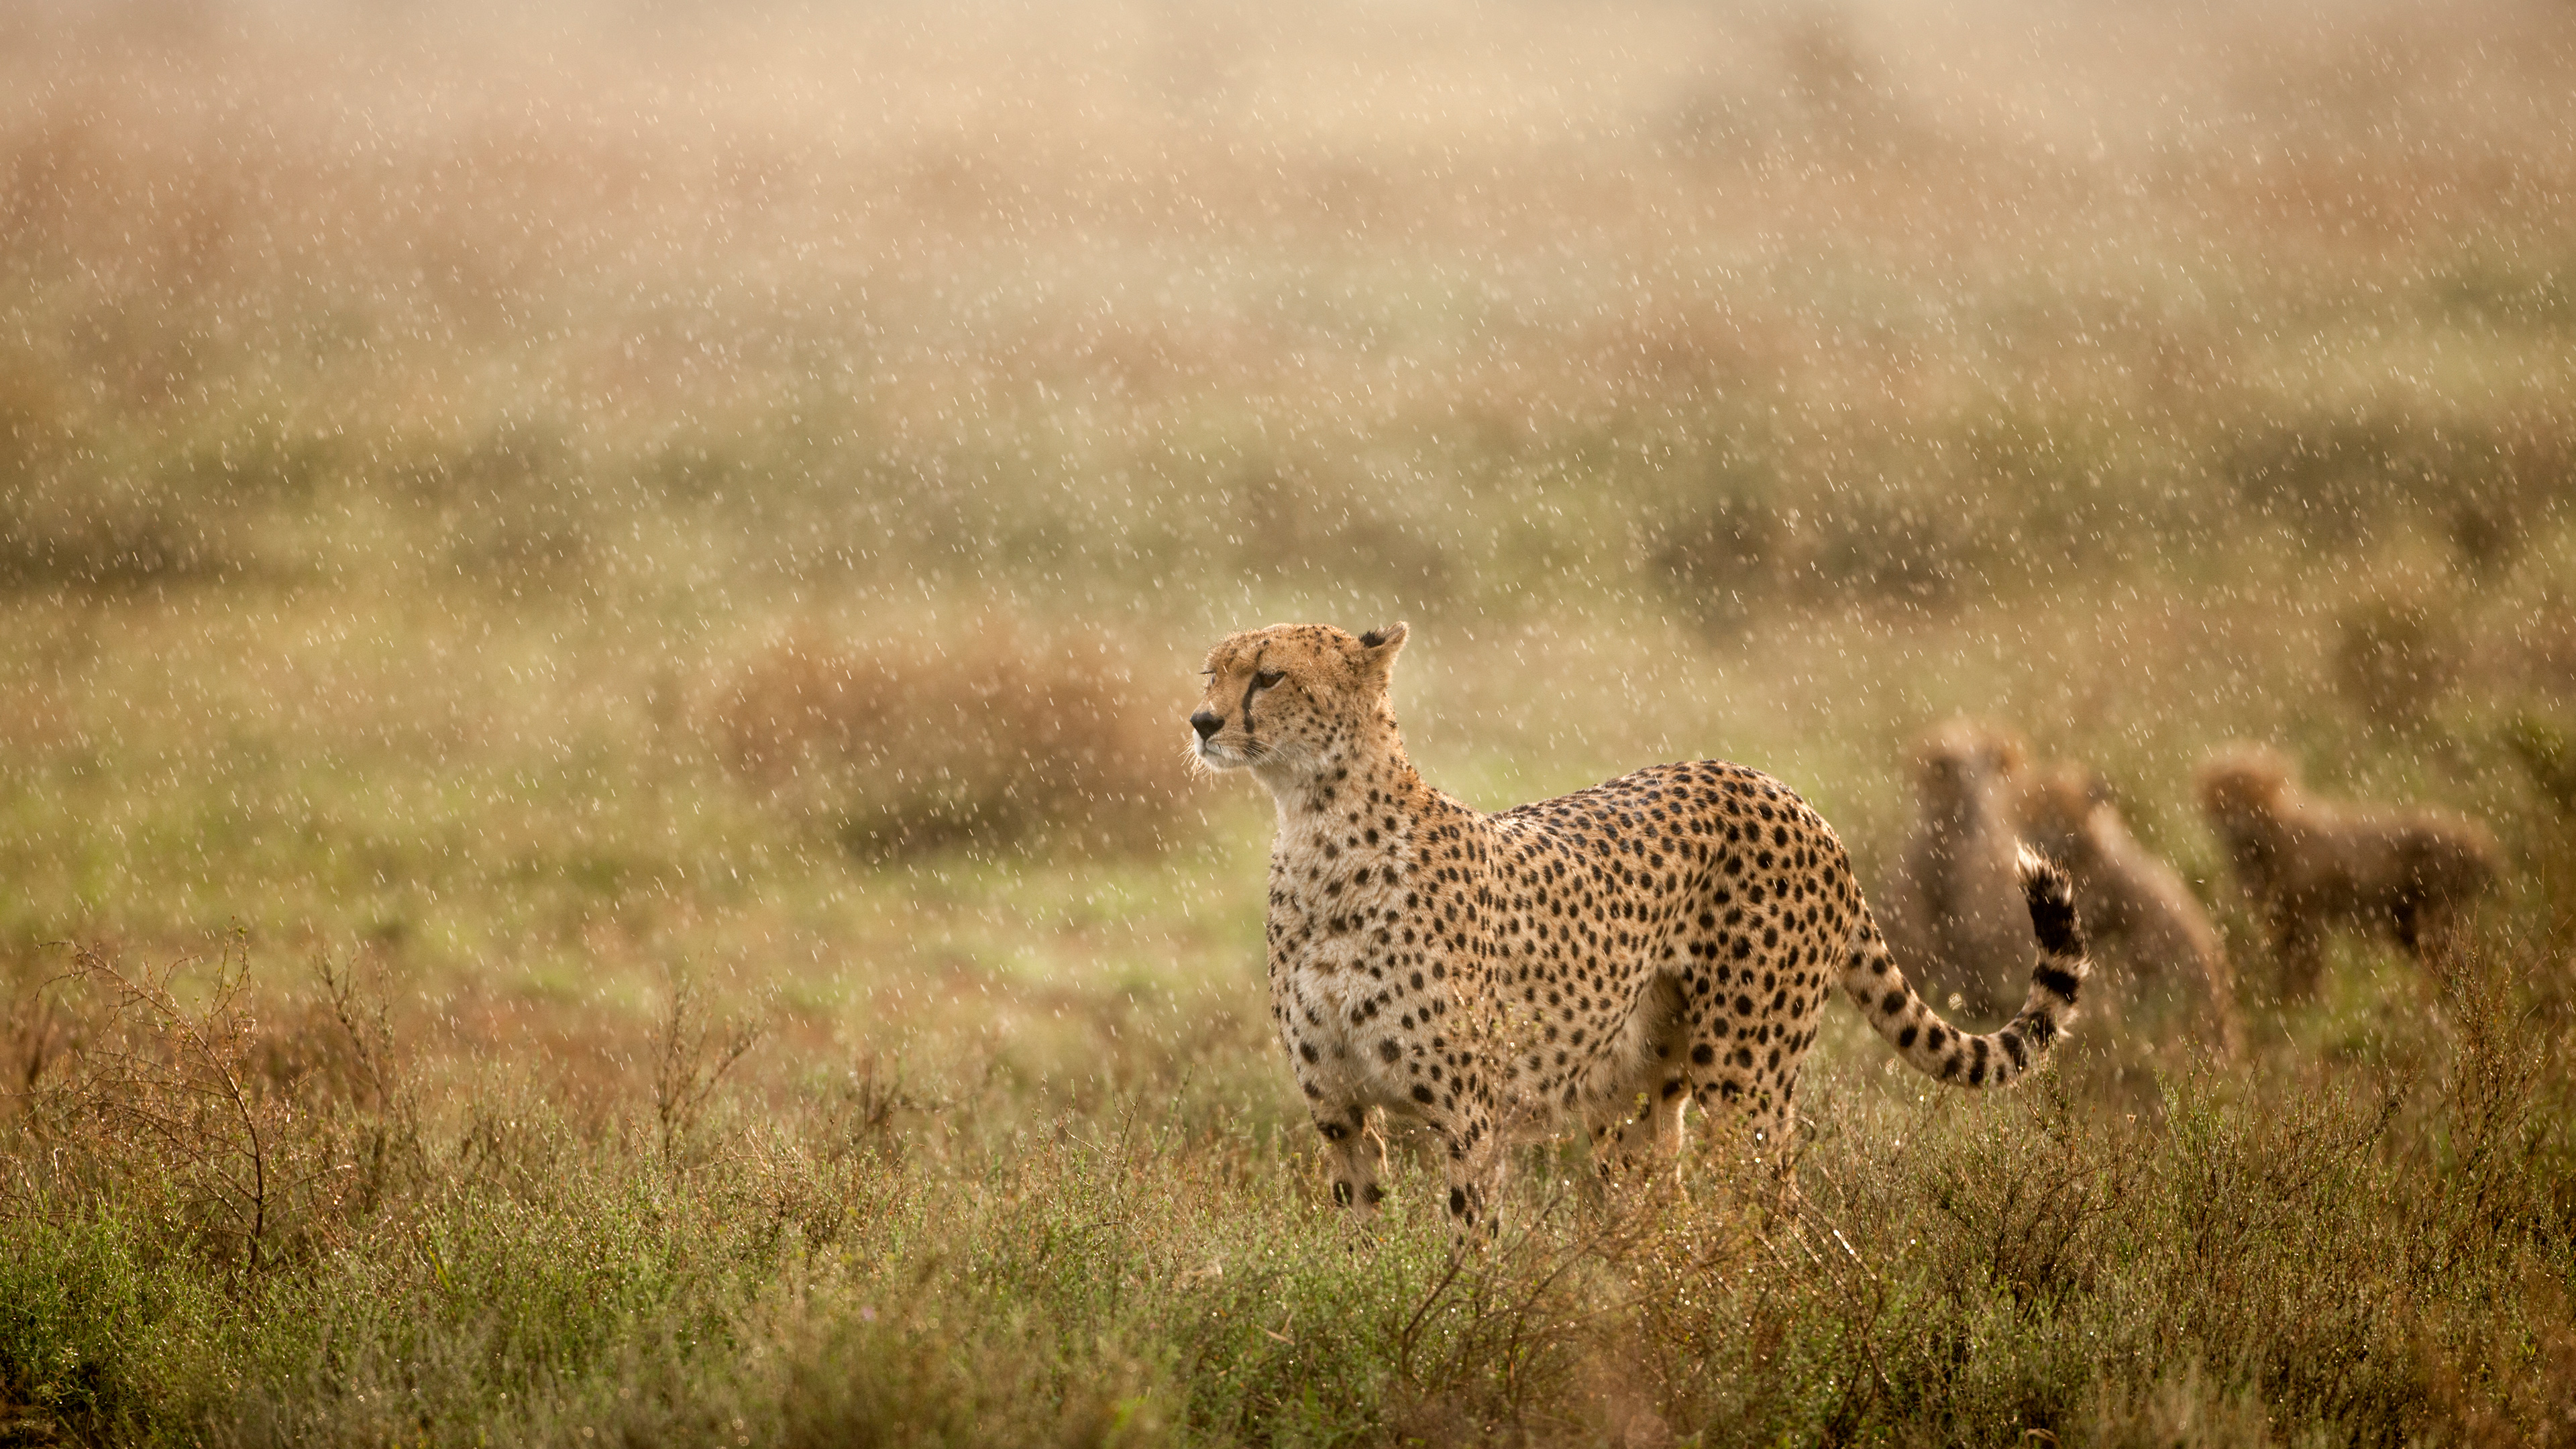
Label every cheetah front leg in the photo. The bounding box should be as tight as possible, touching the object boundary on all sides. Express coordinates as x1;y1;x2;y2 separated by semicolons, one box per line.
1313;1105;1388;1222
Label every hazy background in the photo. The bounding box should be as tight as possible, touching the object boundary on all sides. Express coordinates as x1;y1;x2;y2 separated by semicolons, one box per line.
5;1;2576;1442
5;0;2570;994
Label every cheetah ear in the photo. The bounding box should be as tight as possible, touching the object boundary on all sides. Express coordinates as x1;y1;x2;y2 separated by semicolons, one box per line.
1356;621;1408;676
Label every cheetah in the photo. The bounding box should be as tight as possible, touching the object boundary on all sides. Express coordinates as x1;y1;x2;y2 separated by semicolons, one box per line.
2017;763;2243;1058
2196;745;2499;999
1189;623;2091;1234
1882;720;2035;1020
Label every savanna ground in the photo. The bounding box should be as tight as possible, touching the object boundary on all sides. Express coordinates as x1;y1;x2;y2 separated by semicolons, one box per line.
4;0;2576;1443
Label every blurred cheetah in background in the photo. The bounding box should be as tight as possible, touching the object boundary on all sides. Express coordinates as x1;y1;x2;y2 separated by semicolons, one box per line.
1189;622;2092;1234
1882;720;2034;1020
2197;745;2499;999
2019;763;2243;1058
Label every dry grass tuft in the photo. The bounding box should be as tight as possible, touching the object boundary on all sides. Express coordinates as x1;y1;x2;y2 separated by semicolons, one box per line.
19;941;328;1282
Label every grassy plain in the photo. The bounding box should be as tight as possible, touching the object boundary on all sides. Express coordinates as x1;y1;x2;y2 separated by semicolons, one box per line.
4;0;2576;1442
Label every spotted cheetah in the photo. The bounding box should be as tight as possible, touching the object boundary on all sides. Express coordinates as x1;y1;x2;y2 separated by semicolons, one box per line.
2196;745;2498;999
2018;763;2243;1058
1189;622;2092;1234
1884;720;2034;1020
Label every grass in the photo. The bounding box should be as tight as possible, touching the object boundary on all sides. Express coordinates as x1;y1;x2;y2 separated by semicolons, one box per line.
5;0;2576;1440
4;926;2572;1446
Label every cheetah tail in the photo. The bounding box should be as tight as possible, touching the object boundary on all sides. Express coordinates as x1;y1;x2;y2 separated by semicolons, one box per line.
1842;847;2092;1089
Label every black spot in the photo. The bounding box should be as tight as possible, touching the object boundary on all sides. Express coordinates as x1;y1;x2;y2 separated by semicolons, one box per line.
1299;1042;1320;1064
1333;1180;1353;1206
1379;1039;1401;1063
1896;1024;1919;1050
1362;1183;1386;1204
1880;989;1905;1015
1448;1187;1468;1216
2035;965;2084;1002
1411;1084;1435;1104
1691;1043;1715;1065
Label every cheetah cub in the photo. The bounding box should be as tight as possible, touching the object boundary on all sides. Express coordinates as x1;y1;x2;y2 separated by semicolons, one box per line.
1883;720;2035;1020
2196;745;2499;1000
1190;623;2092;1235
2017;764;2243;1058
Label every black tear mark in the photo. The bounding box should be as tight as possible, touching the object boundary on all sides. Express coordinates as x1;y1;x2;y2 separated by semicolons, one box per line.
1238;647;1266;743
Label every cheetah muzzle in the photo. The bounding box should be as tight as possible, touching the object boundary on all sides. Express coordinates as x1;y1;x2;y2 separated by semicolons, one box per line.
1192;621;2094;1237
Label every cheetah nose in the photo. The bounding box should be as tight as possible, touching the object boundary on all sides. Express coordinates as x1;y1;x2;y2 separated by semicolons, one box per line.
1190;709;1223;740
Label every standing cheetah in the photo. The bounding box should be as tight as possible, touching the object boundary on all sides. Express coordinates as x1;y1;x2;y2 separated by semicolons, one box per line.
1189;622;2091;1234
1884;720;2035;1020
2018;763;2243;1058
2196;745;2498;999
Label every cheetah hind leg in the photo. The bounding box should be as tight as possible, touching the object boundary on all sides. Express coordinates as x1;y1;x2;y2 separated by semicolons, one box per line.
1688;1072;1805;1216
1746;1073;1804;1208
1434;1112;1508;1250
1586;994;1693;1197
1315;1105;1389;1226
1583;1078;1692;1218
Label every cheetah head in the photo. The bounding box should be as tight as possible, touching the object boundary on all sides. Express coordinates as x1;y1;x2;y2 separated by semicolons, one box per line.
2019;763;2112;863
1189;621;1407;778
1914;719;2026;816
2195;745;2293;828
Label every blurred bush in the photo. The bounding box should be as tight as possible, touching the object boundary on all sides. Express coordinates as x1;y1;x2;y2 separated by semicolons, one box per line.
702;619;1193;858
1648;466;1994;629
2334;594;2461;735
2504;715;2576;816
2226;408;2573;566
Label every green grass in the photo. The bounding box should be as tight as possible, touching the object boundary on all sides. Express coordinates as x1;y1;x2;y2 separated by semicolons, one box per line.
7;0;2576;1440
5;927;2571;1446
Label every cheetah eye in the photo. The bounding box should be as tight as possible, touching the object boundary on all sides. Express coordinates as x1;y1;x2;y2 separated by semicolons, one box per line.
1253;669;1285;690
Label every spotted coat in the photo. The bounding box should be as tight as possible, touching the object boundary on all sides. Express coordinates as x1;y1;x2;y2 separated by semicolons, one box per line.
1189;622;2090;1233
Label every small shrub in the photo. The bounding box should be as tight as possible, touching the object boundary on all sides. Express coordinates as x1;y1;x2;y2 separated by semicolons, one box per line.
651;972;760;1165
20;941;335;1281
2334;594;2461;733
2226;409;2573;563
1804;486;1986;608
1648;479;1790;629
2504;716;2576;816
1650;474;1990;627
2226;411;2418;547
703;619;1194;858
